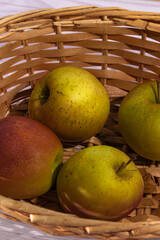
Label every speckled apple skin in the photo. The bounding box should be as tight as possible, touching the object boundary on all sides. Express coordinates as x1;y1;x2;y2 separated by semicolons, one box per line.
28;66;110;142
56;145;144;221
118;80;160;161
0;116;63;199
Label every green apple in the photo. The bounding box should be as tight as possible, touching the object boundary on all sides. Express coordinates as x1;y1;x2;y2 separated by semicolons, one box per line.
56;145;144;221
0;116;63;199
118;80;160;161
28;66;110;142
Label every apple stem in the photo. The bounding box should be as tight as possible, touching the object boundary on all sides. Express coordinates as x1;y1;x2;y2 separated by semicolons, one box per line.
35;95;49;104
38;95;48;100
116;156;137;175
156;80;160;104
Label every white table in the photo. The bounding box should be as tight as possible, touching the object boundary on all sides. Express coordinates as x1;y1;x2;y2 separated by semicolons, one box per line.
0;0;159;239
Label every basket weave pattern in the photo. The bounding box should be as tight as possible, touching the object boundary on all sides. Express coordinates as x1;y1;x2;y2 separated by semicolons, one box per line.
0;6;160;239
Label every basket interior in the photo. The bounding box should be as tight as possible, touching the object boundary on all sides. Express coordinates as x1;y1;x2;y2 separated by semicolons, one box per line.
0;5;160;239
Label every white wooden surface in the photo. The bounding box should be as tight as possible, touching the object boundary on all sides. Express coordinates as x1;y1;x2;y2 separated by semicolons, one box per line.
0;0;159;239
0;0;160;17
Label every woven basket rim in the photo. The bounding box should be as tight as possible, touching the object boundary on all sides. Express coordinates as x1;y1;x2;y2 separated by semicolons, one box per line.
1;5;160;24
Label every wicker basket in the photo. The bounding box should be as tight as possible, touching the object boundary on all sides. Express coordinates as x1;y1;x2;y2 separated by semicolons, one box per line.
0;5;160;239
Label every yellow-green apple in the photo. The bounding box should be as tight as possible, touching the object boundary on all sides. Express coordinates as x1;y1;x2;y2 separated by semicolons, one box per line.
0;116;63;199
56;145;144;221
118;80;160;161
28;66;110;142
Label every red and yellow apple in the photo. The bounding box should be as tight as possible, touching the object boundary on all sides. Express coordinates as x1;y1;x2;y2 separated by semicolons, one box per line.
56;145;144;221
0;116;63;199
28;66;110;142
